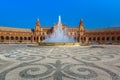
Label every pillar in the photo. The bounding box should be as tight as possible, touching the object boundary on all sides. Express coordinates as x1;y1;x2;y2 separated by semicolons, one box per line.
85;37;89;44
79;36;82;44
38;36;41;43
32;36;34;43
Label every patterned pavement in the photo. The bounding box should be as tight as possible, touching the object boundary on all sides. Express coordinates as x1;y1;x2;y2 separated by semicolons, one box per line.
0;44;120;80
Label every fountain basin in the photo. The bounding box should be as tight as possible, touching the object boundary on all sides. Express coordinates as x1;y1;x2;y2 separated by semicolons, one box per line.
39;42;81;46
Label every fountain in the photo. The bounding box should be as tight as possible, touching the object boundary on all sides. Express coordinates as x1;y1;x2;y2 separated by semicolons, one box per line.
39;16;80;46
43;16;75;42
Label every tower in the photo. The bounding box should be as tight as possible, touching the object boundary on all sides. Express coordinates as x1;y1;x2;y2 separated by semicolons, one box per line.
34;18;40;32
33;18;42;43
78;19;86;43
79;19;85;36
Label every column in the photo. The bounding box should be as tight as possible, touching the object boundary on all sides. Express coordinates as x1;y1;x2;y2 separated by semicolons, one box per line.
38;36;41;43
85;37;89;44
32;36;34;43
79;36;82;44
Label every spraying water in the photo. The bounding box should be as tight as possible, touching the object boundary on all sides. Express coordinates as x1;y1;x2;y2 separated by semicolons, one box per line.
43;16;75;42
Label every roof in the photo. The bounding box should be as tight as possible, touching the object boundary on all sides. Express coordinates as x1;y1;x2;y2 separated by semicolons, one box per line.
42;27;52;29
87;27;120;32
67;27;78;28
0;26;120;33
0;26;32;32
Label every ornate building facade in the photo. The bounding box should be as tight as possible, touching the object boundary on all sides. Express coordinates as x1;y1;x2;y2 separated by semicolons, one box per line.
0;19;120;44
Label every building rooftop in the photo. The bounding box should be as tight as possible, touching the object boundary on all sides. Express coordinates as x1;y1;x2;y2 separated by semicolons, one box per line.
0;26;32;32
86;27;120;32
0;26;120;32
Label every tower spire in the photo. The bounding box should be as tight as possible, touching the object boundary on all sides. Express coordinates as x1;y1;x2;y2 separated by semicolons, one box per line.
36;18;40;26
80;19;83;26
79;19;85;36
34;18;41;32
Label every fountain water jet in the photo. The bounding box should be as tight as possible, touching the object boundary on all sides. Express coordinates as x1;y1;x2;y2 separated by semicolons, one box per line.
38;16;81;46
43;16;75;42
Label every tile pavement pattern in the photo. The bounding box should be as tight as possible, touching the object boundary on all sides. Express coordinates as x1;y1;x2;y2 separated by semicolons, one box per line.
0;44;120;80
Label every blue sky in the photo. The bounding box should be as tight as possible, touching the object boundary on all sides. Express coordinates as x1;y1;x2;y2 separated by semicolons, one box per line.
0;0;120;29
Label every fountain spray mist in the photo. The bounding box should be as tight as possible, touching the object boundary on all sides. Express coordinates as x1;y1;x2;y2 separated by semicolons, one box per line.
43;16;75;42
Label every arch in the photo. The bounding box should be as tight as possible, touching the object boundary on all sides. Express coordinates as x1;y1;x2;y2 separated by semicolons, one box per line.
43;36;45;40
15;37;19;40
37;37;39;40
28;37;31;40
11;36;14;40
93;37;96;41
40;36;42;41
102;37;105;41
97;37;100;41
117;36;120;40
89;37;91;41
1;36;4;40
20;37;23;40
81;37;83;41
24;37;27;40
34;37;36;40
106;37;110;41
84;37;86;41
6;36;9;40
112;37;115;41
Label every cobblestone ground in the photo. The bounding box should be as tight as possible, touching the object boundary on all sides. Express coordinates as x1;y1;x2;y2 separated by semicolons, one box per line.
0;44;120;80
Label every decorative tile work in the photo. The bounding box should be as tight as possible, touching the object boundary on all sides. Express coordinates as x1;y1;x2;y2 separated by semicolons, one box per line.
0;44;120;80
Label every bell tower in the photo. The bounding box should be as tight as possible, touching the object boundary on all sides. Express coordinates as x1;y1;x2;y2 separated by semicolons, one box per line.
34;18;40;32
79;19;85;36
32;18;42;43
78;19;86;43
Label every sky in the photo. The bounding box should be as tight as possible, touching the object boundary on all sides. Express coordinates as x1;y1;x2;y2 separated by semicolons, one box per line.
0;0;120;29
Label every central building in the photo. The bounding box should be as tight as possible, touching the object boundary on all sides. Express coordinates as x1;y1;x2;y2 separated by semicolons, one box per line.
32;18;85;43
0;18;120;44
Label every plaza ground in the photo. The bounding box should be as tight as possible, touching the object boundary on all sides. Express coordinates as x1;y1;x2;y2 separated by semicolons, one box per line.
0;44;120;80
